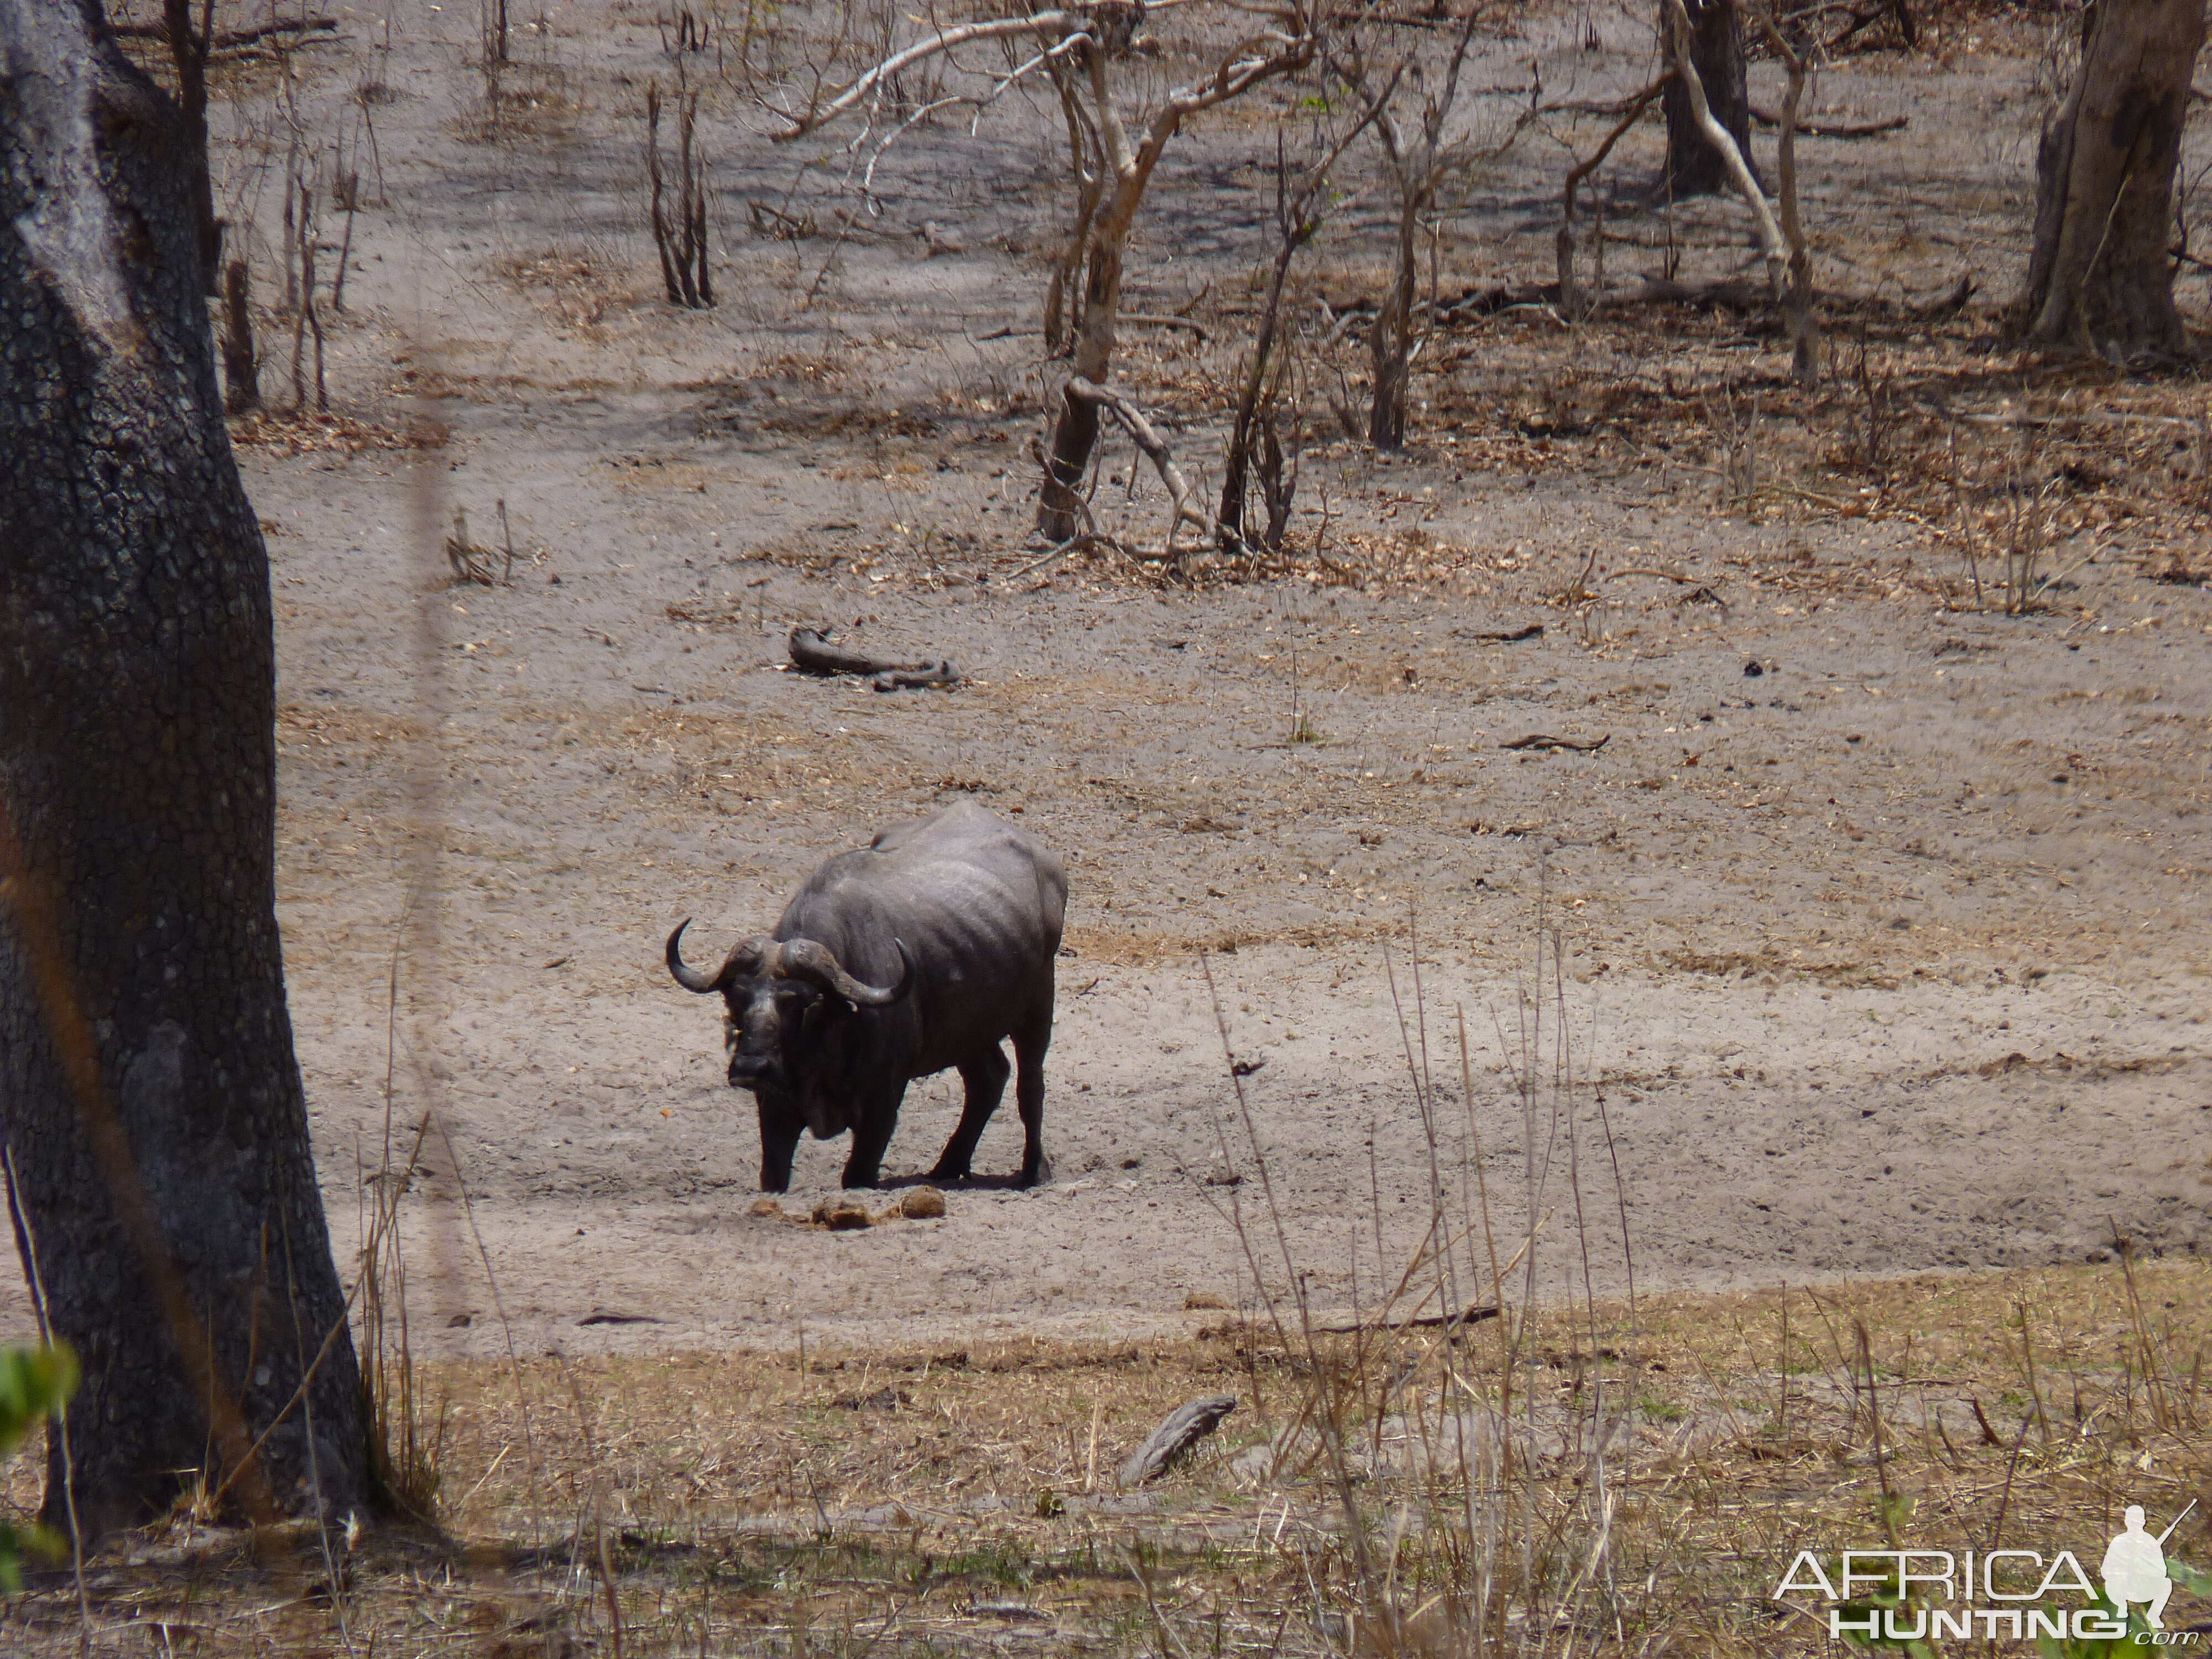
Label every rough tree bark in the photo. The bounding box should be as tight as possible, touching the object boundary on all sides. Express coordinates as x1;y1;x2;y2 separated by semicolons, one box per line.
2020;0;2206;356
1661;0;1756;199
0;0;367;1537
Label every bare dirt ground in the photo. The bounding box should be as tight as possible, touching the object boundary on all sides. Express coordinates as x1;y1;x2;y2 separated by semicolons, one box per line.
4;0;2209;1374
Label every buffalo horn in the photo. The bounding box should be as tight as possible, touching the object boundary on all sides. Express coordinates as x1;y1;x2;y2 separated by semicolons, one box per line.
773;937;912;1006
666;919;719;992
666;921;773;993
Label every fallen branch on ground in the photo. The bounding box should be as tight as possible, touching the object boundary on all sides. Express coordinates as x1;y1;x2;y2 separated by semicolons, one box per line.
1749;104;1907;138
747;200;820;239
787;628;961;691
1311;1303;1500;1334
1118;1394;1237;1486
444;509;509;587
1123;314;1210;342
974;314;1212;345
1626;275;1772;310
1502;732;1610;752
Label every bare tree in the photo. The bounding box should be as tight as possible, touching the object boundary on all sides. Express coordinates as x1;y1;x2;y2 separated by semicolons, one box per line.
1219;117;1376;549
221;255;262;413
1556;71;1671;320
1329;6;1526;450
776;1;1319;543
1755;9;1818;386
289;178;328;411
649;79;714;308
2019;0;2205;356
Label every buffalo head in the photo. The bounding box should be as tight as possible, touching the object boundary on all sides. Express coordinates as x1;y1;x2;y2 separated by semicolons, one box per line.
666;921;913;1092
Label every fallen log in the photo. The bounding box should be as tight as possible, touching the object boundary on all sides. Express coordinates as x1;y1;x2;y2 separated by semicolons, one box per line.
1749;103;1907;138
1501;732;1610;753
1119;1394;1237;1486
1622;276;1773;311
787;627;960;692
1311;1303;1500;1335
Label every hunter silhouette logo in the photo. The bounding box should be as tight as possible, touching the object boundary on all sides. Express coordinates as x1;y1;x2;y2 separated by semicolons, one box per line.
1775;1499;2203;1645
2106;1504;2188;1632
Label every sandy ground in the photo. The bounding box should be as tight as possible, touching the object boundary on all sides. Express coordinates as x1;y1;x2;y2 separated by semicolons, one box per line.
3;0;2208;1364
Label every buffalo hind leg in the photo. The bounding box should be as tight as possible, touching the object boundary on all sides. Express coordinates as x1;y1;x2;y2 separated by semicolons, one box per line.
841;1085;907;1189
930;1042;1010;1183
1013;1009;1052;1188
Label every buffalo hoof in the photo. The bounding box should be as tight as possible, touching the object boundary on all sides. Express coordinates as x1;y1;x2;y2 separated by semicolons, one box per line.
927;1162;971;1184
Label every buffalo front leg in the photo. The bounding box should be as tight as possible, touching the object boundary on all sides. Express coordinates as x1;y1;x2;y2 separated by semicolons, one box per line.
841;1084;907;1190
929;1042;1011;1183
755;1095;802;1193
1013;1010;1053;1188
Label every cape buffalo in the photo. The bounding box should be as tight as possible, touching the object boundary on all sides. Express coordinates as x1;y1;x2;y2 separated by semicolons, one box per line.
666;801;1067;1192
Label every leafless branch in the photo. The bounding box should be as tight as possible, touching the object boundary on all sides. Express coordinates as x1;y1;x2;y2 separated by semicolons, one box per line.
1065;375;1215;556
1556;70;1672;317
1663;0;1788;305
772;11;1089;140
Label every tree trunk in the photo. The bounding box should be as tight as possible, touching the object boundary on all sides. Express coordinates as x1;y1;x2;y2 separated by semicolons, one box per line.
2020;0;2205;357
1042;69;1101;359
1035;239;1119;540
222;255;262;413
161;0;220;296
1368;198;1418;450
1036;140;1161;541
0;0;367;1538
1661;0;1756;199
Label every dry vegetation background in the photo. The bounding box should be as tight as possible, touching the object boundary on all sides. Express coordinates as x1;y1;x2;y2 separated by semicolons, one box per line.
5;0;2212;1648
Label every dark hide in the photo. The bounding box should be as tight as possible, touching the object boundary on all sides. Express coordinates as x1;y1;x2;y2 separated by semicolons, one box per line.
668;802;1067;1191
